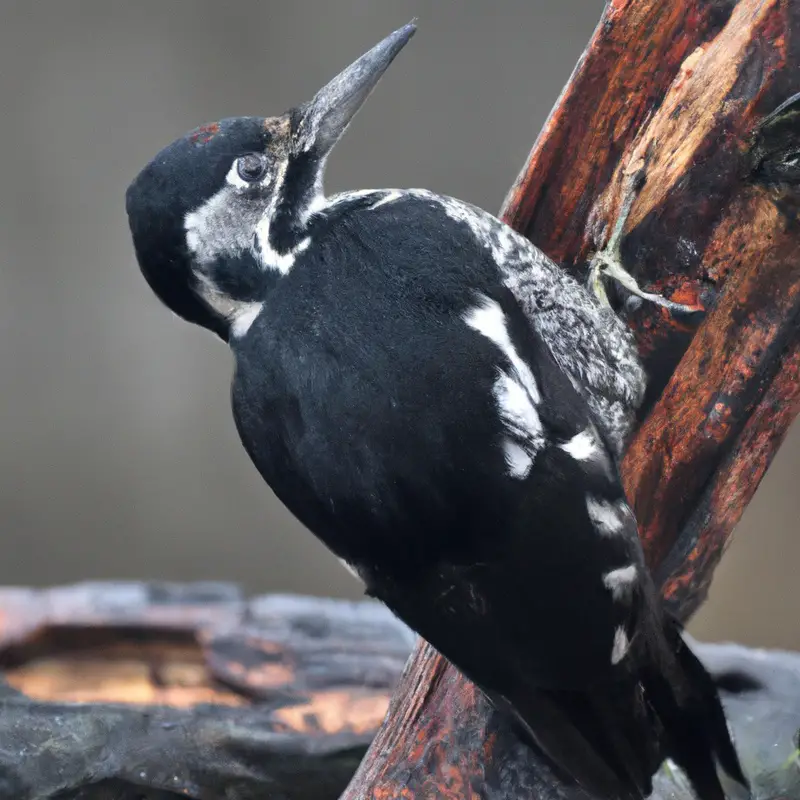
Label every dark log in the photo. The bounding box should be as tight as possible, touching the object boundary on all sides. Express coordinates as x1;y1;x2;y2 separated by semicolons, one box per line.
0;582;413;800
344;0;800;797
0;583;798;800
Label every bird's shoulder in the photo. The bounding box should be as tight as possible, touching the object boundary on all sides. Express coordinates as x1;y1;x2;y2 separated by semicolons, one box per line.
301;188;646;455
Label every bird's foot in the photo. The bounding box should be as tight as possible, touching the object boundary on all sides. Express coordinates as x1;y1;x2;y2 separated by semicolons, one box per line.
587;168;700;316
588;250;700;315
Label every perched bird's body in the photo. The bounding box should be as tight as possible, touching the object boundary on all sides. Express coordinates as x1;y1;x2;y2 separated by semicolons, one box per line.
126;23;748;799
231;188;643;692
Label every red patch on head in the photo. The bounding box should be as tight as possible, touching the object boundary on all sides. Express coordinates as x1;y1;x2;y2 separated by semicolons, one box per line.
190;122;220;146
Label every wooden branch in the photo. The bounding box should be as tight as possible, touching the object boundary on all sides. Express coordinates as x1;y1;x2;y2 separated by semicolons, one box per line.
343;0;800;796
0;583;798;799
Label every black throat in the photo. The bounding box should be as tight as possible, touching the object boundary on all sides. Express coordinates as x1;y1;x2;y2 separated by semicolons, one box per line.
268;112;326;255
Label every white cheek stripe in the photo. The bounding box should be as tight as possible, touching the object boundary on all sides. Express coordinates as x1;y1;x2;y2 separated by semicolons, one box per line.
183;155;299;336
256;229;310;274
603;565;638;601
253;158;311;275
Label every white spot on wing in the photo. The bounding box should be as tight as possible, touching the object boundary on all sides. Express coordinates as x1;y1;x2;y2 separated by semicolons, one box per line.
462;296;540;404
493;372;544;448
603;565;638;601
611;626;631;664
463;295;545;477
560;429;598;461
586;496;628;537
502;437;533;479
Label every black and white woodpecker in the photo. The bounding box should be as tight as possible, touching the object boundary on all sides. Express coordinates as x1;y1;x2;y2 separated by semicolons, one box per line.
126;22;748;800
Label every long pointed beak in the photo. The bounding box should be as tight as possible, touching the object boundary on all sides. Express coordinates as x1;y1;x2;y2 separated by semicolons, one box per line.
294;20;417;155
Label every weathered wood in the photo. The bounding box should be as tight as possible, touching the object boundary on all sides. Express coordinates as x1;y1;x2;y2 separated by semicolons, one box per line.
0;584;798;799
0;582;413;800
344;0;800;797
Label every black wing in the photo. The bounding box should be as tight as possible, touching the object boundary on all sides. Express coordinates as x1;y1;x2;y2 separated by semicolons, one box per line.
231;197;746;799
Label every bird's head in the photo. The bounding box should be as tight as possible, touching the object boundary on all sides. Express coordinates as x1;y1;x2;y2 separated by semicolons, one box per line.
126;21;416;341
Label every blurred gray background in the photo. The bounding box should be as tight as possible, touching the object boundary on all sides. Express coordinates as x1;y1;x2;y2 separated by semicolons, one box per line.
0;1;796;649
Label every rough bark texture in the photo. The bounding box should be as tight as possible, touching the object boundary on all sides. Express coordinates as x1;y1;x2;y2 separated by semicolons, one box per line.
0;583;798;800
344;0;800;796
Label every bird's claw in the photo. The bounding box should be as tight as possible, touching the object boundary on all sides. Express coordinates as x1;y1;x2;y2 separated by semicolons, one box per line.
588;251;701;315
587;167;701;316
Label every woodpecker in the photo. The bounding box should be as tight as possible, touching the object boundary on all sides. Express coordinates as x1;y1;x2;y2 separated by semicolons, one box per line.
126;22;748;800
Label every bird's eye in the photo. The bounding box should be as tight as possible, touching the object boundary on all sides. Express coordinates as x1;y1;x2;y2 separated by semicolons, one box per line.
236;153;269;183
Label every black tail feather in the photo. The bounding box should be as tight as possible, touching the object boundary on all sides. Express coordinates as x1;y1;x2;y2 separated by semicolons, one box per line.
659;632;750;792
501;622;749;800
491;689;649;800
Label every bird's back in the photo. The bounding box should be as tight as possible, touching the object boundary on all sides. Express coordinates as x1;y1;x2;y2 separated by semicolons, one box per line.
229;190;746;800
231;191;532;565
232;191;639;682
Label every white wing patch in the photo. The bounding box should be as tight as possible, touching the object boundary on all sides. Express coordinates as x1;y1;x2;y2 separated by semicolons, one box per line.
560;429;598;461
586;496;629;537
493;372;544;446
462;296;541;404
611;626;631;664
603;565;638;601
501;437;533;479
462;295;546;478
358;189;648;457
